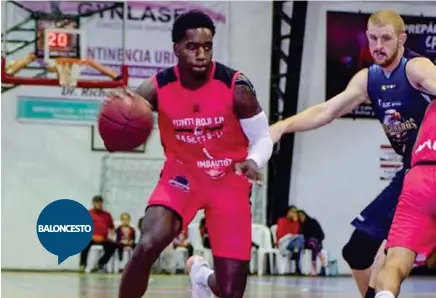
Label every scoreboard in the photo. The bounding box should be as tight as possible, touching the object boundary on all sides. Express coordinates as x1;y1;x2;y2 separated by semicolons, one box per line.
35;17;81;59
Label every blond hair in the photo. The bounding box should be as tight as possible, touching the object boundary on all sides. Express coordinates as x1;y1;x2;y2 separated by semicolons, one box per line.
120;213;131;220
368;10;405;36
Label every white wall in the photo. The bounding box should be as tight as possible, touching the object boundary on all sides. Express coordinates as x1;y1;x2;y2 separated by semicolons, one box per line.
291;1;435;274
228;2;272;115
1;1;272;270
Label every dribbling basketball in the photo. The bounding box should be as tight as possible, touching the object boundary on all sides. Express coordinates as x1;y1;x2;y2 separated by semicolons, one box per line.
114;11;273;298
98;89;154;152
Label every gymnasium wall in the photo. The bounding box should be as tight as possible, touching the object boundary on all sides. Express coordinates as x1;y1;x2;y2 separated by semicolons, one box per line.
1;2;272;270
290;1;435;274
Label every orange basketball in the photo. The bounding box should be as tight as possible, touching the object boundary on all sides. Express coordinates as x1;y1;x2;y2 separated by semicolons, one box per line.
98;90;154;152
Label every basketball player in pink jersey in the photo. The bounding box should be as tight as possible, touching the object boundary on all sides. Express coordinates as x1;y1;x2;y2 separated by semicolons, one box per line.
375;100;436;298
117;11;273;298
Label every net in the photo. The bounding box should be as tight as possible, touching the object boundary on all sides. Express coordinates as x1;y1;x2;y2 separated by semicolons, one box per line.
54;58;84;87
100;155;166;224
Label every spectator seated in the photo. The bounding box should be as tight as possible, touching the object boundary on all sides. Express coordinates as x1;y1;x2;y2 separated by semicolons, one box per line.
79;195;118;273
275;206;304;275
114;213;138;272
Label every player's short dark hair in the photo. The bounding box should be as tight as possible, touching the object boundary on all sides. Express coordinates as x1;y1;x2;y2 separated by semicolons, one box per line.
172;10;216;43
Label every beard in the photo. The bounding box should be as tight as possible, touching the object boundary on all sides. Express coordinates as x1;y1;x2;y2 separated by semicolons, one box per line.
375;42;401;68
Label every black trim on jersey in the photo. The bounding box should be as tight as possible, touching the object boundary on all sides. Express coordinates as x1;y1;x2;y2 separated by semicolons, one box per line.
156;67;177;89
213;62;237;89
235;73;257;96
156;63;243;90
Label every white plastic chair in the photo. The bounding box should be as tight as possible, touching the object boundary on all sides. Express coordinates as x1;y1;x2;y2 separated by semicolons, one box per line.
300;249;313;275
174;246;189;272
85;245;104;273
249;246;258;274
187;222;213;267
270;224;293;274
84;219;117;273
300;248;330;275
251;223;281;276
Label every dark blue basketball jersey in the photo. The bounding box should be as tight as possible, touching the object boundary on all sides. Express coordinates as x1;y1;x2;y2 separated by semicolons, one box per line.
367;49;432;167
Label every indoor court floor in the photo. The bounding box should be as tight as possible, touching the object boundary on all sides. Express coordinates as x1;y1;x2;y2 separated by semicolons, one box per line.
2;272;436;298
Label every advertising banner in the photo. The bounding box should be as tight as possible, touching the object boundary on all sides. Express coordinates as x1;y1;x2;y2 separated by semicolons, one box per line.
326;11;436;119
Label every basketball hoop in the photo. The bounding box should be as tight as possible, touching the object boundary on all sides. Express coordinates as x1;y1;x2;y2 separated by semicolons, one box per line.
54;57;84;87
2;4;129;90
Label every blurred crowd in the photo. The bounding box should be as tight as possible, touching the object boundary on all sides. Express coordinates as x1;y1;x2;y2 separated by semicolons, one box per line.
80;195;197;274
80;195;331;276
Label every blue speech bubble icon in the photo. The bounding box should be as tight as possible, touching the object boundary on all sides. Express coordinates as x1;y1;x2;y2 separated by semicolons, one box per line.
36;199;93;264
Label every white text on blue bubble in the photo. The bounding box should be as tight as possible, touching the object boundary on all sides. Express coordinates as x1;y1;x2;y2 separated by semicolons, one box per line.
38;225;92;233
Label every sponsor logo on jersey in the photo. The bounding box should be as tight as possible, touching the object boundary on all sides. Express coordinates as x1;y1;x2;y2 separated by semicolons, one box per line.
172;116;225;144
168;176;190;192
381;84;396;91
382;109;418;152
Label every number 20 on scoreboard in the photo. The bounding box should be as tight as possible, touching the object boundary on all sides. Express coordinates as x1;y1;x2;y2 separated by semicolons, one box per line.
47;31;71;49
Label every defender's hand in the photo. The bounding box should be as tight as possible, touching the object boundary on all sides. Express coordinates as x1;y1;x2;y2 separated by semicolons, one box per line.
269;121;286;144
234;159;262;184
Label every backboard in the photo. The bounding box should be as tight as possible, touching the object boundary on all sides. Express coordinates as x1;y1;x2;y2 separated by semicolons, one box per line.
1;1;127;88
34;16;83;63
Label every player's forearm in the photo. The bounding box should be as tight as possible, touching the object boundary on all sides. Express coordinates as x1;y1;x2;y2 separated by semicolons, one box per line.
240;112;274;169
135;79;157;110
279;104;334;133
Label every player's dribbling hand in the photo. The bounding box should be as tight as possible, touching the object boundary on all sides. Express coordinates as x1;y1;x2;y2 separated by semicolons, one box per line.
234;159;262;184
105;88;153;110
125;88;154;110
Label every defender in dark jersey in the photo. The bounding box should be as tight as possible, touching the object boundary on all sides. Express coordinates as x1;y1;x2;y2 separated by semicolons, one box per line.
116;11;273;298
270;9;436;298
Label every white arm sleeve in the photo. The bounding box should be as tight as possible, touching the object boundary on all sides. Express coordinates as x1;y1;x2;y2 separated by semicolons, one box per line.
239;112;274;169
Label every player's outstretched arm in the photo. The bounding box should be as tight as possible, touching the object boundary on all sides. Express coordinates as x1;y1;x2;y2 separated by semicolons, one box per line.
406;57;436;96
270;69;369;144
233;73;273;179
135;78;158;111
